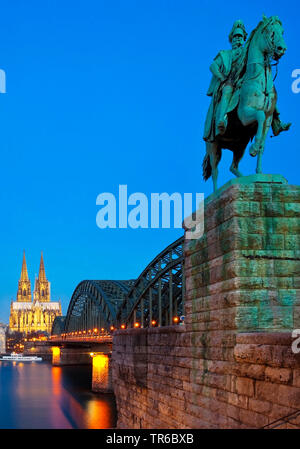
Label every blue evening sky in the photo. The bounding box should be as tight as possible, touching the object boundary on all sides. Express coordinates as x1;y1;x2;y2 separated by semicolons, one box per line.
0;0;298;322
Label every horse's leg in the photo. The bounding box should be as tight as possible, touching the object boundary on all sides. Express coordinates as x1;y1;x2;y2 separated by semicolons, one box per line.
249;109;266;157
206;141;220;192
256;116;272;174
230;149;244;178
238;104;266;157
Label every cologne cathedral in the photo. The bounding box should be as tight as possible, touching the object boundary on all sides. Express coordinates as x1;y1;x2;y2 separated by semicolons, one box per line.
9;252;62;335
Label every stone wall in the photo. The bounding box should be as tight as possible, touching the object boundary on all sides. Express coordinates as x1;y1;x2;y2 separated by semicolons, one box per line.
234;332;300;428
112;179;300;428
112;327;300;428
113;326;190;428
24;341;53;360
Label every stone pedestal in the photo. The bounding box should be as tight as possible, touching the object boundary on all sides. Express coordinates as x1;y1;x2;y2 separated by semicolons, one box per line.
185;176;300;333
112;177;300;429
183;177;300;427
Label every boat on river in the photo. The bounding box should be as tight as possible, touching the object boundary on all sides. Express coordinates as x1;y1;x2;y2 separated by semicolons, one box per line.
0;352;42;362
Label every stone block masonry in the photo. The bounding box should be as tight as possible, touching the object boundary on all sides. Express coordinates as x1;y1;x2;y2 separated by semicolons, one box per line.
112;179;300;428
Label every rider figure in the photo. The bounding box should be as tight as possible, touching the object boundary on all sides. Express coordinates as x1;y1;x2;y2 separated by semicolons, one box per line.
204;20;291;144
216;21;247;135
205;20;247;139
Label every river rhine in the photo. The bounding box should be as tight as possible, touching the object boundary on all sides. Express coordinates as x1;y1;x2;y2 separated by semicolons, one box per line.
0;361;117;429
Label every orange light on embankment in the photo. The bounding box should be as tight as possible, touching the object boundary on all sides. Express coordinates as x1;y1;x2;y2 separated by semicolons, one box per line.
134;322;140;328
151;320;157;327
173;316;180;324
101;328;105;332
121;324;126;329
52;346;61;365
91;354;110;391
93;328;98;333
110;326;115;331
93;353;108;369
52;347;60;356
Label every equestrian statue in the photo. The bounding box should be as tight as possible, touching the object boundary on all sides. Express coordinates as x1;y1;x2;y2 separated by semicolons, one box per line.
202;15;291;192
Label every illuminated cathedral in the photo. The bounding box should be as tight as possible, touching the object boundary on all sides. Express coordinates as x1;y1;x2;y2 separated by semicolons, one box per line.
9;252;62;335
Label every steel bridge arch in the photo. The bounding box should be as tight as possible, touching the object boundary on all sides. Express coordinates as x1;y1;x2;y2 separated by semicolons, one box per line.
60;236;185;335
52;316;66;336
115;236;184;328
63;279;135;334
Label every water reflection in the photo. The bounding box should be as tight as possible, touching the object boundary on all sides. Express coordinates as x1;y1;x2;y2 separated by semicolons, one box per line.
0;361;116;429
85;399;114;429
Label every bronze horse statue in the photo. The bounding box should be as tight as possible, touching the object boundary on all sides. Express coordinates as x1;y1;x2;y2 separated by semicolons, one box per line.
202;16;291;192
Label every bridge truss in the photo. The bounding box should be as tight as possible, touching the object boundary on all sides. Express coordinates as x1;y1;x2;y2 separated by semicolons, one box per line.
63;280;135;334
55;236;185;336
115;236;185;328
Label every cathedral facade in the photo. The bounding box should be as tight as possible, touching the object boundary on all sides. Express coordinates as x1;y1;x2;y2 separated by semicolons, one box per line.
9;252;62;335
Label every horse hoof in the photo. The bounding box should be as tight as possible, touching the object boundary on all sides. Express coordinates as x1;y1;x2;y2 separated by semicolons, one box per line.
249;144;258;157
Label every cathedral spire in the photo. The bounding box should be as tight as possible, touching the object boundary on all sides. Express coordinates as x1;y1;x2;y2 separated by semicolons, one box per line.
38;251;46;281
17;251;32;302
20;250;29;281
34;252;50;302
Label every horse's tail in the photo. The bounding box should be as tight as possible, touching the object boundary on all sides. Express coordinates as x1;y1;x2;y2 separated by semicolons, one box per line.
202;154;211;181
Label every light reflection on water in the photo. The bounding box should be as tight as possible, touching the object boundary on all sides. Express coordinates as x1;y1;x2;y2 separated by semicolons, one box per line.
0;361;116;429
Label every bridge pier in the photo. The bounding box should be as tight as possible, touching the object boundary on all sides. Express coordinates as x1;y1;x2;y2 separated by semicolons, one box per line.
91;353;113;393
51;346;92;366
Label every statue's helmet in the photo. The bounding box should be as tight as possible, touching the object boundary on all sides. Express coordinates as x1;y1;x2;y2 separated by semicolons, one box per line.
229;20;248;42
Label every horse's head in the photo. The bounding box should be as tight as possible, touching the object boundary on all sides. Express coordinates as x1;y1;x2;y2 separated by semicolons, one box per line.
261;15;287;61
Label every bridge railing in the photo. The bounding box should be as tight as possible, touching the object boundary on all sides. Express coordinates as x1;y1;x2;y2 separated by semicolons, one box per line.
50;330;112;343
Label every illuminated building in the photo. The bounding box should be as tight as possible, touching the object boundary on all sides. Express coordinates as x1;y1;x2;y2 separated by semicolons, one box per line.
0;323;6;353
9;252;62;335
